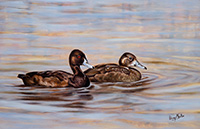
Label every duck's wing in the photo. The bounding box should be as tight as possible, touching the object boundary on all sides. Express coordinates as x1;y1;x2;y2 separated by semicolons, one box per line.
84;63;130;75
84;63;117;76
18;70;73;87
84;63;132;82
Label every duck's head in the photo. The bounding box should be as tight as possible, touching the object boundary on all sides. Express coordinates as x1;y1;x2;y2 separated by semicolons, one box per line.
119;52;147;70
69;49;94;69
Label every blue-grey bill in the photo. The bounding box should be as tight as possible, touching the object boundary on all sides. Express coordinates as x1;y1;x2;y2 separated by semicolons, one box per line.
83;59;94;69
129;60;147;70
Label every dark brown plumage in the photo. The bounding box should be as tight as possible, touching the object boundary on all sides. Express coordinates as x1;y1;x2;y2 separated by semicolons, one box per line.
84;52;147;82
18;49;94;88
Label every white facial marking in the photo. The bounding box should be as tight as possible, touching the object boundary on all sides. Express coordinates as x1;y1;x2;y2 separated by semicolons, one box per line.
121;57;128;64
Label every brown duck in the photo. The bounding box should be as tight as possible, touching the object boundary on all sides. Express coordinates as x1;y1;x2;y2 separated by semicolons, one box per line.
17;49;94;88
84;52;147;82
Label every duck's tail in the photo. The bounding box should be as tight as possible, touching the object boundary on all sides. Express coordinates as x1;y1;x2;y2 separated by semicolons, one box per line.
17;74;33;86
17;74;26;79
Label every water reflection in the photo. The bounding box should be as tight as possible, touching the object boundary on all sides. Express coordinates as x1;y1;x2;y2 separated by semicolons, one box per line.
1;0;200;128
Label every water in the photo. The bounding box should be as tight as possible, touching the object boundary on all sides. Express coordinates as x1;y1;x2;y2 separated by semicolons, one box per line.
1;0;200;128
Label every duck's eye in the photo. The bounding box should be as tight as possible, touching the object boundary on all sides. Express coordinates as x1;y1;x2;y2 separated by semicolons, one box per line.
129;57;133;60
77;55;81;59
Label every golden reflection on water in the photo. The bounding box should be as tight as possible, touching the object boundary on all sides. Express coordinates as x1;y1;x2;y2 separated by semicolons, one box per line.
0;0;200;129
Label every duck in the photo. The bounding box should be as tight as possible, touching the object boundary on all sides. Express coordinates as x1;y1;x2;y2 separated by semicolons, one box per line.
17;49;94;88
84;52;147;82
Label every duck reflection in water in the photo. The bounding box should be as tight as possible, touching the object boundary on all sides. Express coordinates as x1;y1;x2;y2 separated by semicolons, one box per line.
84;52;147;82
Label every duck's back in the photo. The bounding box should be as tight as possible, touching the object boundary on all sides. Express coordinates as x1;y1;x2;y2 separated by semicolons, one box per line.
84;63;141;82
18;70;73;87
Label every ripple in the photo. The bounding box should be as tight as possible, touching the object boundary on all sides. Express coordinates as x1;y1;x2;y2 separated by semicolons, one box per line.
12;66;200;108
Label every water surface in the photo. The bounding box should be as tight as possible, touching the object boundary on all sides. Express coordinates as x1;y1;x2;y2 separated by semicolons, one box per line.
1;0;200;129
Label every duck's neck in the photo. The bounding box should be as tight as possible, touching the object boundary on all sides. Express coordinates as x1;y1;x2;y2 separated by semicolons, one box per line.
71;65;84;76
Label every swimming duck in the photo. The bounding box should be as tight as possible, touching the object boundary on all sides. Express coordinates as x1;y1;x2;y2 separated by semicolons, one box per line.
84;52;147;82
18;49;94;88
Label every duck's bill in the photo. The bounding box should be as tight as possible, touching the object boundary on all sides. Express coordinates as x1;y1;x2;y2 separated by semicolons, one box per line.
83;58;94;69
129;60;147;70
